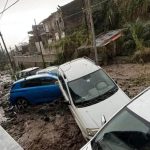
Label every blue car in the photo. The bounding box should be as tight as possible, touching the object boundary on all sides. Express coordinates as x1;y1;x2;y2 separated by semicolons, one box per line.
9;74;62;109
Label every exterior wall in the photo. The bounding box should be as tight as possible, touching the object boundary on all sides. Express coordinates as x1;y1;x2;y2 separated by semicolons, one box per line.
42;11;65;42
35;41;46;54
14;54;57;68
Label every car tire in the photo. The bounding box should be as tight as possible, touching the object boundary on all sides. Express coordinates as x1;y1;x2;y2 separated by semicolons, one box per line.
16;98;29;110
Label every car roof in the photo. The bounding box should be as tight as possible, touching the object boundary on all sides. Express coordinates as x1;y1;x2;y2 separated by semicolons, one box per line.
59;58;100;81
37;66;58;73
14;73;57;84
19;67;39;73
127;87;150;122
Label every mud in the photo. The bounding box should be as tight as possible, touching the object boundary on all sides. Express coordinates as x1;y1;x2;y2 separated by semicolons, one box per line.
104;63;150;97
0;63;150;150
1;101;86;150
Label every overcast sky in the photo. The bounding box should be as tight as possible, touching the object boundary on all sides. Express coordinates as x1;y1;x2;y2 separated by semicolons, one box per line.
0;0;73;48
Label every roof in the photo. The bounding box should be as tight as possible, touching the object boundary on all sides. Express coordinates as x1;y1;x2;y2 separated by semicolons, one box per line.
128;87;150;122
59;57;100;82
19;67;39;73
14;73;58;84
78;29;124;50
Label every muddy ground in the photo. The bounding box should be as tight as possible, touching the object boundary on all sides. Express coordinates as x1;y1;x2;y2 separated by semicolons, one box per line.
1;63;150;150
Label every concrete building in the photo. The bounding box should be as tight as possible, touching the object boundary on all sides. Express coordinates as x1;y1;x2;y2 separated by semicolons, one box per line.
13;0;85;69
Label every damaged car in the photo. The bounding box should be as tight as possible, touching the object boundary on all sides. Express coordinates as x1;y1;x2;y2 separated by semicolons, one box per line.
9;74;62;109
58;57;131;140
81;87;150;150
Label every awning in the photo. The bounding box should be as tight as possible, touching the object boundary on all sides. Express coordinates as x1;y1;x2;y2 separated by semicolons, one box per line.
78;29;124;50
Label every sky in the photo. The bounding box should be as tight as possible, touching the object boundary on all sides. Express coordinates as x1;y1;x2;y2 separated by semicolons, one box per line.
0;0;73;48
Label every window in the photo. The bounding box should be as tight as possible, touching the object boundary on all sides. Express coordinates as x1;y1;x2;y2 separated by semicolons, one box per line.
91;109;150;150
22;78;41;88
40;77;57;86
68;69;118;107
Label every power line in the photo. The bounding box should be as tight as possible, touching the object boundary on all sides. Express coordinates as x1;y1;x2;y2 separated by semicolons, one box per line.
0;0;20;15
63;0;109;20
0;0;9;20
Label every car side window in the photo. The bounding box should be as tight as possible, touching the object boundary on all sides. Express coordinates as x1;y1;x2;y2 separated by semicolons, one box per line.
22;78;41;88
40;77;57;86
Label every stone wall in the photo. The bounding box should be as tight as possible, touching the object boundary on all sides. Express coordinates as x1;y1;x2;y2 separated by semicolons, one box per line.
13;54;57;68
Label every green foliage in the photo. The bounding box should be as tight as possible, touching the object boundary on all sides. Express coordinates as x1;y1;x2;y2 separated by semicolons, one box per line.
53;0;150;63
126;19;144;50
117;0;149;21
132;48;150;63
50;28;88;64
126;20;150;50
92;0;121;34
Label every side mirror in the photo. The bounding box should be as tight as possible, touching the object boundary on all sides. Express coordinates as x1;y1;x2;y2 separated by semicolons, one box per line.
101;115;106;126
64;101;70;105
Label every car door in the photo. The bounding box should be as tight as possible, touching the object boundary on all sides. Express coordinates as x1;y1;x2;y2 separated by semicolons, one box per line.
21;78;44;104
40;77;61;102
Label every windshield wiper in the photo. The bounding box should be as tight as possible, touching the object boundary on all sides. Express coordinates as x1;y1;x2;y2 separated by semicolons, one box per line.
103;86;118;97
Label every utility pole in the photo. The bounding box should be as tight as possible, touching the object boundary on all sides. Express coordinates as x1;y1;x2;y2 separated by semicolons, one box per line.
85;0;98;64
0;32;15;77
0;42;4;53
34;19;46;68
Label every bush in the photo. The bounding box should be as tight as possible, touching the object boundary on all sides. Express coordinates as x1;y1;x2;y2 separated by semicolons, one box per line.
132;48;150;63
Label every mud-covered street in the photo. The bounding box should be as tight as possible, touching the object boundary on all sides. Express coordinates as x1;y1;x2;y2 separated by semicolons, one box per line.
0;63;150;150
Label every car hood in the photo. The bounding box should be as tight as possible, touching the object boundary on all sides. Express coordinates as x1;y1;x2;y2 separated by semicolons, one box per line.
73;88;130;129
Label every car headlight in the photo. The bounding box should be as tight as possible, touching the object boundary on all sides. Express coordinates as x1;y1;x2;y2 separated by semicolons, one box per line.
86;128;99;137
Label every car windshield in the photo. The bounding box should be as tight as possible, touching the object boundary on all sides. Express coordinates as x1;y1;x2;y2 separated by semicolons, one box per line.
68;69;118;107
91;109;150;150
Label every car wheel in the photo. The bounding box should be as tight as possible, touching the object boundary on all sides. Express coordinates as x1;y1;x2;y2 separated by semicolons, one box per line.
16;98;28;110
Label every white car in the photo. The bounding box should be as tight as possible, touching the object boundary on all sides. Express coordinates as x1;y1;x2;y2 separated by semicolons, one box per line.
58;57;130;140
81;87;150;150
16;67;40;79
